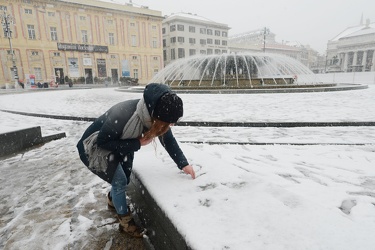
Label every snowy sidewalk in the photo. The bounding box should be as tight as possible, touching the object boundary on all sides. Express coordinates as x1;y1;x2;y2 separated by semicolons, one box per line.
1;86;375;250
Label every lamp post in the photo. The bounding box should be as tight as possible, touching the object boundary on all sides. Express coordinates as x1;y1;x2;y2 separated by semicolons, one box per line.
262;27;269;53
1;11;19;88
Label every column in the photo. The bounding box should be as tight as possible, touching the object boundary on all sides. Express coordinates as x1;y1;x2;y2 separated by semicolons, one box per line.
343;52;349;72
340;53;345;72
352;51;358;72
362;50;367;72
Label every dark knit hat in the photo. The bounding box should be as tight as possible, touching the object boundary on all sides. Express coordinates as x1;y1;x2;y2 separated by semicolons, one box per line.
153;92;183;123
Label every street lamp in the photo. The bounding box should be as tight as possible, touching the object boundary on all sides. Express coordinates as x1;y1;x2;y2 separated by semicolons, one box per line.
1;11;19;88
262;27;270;53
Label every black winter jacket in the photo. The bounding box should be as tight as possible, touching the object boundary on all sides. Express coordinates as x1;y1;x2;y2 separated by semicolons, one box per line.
77;83;189;183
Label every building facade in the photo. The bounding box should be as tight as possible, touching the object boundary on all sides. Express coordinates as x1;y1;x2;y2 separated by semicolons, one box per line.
326;19;375;73
228;29;320;70
0;0;163;87
162;12;230;66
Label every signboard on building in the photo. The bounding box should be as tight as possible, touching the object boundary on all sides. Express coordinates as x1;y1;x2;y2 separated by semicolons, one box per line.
57;43;109;53
68;58;80;77
83;58;92;66
121;60;130;77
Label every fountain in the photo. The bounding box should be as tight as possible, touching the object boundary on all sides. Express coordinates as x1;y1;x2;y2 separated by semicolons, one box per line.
120;52;367;94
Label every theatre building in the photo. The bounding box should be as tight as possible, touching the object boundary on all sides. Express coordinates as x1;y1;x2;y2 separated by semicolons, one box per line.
326;18;375;73
0;0;163;87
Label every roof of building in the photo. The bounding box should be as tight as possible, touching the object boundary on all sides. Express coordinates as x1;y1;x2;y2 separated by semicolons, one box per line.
229;29;265;39
330;21;375;41
167;12;213;22
67;0;161;17
163;12;229;28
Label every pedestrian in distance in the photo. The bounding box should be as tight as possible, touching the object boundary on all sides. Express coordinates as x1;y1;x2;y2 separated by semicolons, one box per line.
77;83;195;238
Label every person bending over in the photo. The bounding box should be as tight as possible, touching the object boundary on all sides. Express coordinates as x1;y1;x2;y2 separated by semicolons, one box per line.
77;83;195;238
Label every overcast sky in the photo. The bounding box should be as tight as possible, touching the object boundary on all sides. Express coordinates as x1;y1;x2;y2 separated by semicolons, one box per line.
108;0;375;54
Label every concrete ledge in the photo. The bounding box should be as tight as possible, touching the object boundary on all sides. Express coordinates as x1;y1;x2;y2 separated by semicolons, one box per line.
128;173;191;250
0;126;66;157
117;83;368;94
2;110;375;128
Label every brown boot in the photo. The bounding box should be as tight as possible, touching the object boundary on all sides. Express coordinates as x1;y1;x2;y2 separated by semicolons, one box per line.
117;212;146;238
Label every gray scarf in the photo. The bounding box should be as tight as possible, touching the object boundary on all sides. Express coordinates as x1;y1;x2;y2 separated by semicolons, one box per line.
83;98;152;172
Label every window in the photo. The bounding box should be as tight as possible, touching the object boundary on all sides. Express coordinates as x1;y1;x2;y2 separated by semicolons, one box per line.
107;19;113;24
162;28;166;34
222;31;228;37
53;52;60;57
178;48;185;58
207;49;213;55
163;50;167;61
177;24;184;31
222;40;227;46
50;27;58;41
222;50;227;54
171;49;175;60
189;26;195;33
177;37;184;43
200;28;206;34
27;25;36;39
34;67;42;80
215;30;220;36
130;22;135;27
215;39;220;45
132;56;138;60
48;12;55;17
97;59;107;77
131;35;137;46
189;49;196;56
215;49;221;54
81;30;88;43
152;25;157;30
80;16;86;21
163;39;166;47
110;55;116;59
200;39;206;45
189;38;196;44
170;25;176;32
170;37;176;43
133;69;138;79
109;33;114;45
152;37;157;48
0;5;7;11
200;50;206;55
25;9;32;14
207;29;213;35
3;27;8;38
207;39;213;44
31;51;39;56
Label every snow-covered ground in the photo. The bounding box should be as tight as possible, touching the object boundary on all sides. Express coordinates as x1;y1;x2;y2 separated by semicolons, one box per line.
0;84;375;250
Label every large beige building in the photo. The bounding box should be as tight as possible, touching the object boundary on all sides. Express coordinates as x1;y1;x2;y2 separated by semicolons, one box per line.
0;0;163;87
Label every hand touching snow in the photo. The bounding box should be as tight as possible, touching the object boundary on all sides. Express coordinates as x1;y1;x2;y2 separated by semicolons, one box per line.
182;165;195;179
